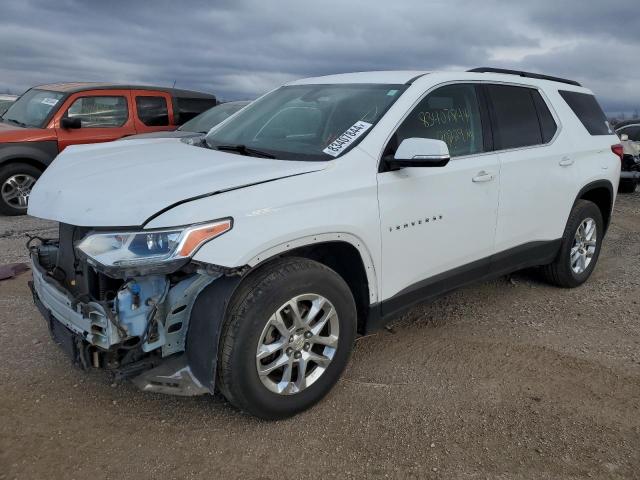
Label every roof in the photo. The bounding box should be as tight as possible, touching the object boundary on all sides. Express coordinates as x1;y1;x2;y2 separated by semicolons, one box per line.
287;71;429;85
33;82;215;99
286;69;589;91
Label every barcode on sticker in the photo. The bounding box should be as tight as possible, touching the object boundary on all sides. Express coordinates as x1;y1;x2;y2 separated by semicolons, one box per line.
323;121;372;157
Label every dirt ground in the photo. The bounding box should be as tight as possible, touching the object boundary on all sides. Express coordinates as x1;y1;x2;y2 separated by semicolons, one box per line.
0;192;639;480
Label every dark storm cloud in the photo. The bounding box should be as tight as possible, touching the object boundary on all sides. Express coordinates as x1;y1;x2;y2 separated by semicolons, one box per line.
1;0;639;112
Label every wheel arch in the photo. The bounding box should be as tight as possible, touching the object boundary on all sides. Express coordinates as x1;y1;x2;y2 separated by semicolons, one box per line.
574;180;614;233
246;235;378;334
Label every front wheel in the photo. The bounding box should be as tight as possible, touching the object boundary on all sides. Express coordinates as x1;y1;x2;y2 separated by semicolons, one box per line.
0;163;41;216
542;199;604;288
217;257;357;419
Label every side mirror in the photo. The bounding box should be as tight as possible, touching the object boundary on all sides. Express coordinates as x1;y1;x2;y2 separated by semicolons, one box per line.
620;133;629;142
386;138;450;170
60;117;81;129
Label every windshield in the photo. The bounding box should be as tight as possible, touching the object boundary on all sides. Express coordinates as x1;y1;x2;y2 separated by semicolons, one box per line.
179;102;248;133
205;84;406;161
1;89;64;128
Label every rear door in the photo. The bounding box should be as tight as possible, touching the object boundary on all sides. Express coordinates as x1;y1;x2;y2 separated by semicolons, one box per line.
376;83;500;311
131;90;175;134
54;90;136;151
485;83;569;252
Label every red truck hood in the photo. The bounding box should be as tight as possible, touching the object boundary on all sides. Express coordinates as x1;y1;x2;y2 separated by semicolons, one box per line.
0;121;57;142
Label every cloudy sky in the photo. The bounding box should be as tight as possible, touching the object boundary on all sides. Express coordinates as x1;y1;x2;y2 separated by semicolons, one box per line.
1;0;639;114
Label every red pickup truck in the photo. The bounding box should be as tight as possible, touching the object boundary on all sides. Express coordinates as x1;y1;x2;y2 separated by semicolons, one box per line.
0;83;216;215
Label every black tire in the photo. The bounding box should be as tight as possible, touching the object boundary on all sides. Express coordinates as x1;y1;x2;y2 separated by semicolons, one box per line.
542;200;604;288
0;163;42;216
217;257;357;420
618;179;637;194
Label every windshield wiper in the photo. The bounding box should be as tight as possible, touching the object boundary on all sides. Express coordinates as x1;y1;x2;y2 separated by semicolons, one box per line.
4;118;28;128
215;144;276;159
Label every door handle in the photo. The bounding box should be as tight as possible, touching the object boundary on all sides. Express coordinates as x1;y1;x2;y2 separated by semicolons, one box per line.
559;157;574;167
472;171;494;183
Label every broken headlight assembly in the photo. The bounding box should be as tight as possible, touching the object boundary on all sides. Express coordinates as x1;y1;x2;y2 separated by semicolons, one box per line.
76;218;232;277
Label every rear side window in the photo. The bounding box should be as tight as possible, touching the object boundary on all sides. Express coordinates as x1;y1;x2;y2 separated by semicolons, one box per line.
136;96;169;126
175;97;218;125
558;90;612;136
531;91;558;143
486;85;542;149
66;96;128;128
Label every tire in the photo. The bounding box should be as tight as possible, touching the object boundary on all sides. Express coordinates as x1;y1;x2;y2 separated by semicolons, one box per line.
542;199;604;288
217;257;357;420
618;179;637;194
0;163;42;216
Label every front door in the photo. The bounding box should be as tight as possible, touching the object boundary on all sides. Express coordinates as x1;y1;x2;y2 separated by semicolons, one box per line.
376;83;500;314
54;90;136;151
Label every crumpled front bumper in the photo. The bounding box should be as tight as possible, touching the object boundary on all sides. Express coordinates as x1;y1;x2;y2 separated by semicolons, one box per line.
29;256;214;396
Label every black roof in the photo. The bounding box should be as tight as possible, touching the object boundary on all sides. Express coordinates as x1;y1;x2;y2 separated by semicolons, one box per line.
34;82;215;99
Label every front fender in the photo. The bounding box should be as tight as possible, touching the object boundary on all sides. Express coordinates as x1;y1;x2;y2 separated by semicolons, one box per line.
0;141;58;168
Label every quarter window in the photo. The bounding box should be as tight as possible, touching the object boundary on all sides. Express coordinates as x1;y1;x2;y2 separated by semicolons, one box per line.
559;90;612;136
486;85;542;149
393;84;485;157
66;96;128;128
136;96;169;126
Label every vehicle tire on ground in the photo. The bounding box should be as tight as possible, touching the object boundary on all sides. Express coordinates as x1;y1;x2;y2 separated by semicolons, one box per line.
542;199;604;288
217;257;357;420
0;163;41;216
618;179;637;194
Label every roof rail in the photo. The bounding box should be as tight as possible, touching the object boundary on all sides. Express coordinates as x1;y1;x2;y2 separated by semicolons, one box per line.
467;67;581;87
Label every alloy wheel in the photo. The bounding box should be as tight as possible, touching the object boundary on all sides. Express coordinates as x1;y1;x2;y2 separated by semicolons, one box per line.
256;293;339;395
1;174;36;210
571;217;597;274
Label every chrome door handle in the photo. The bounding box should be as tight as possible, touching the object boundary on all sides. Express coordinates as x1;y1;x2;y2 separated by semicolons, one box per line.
559;157;574;167
472;171;494;183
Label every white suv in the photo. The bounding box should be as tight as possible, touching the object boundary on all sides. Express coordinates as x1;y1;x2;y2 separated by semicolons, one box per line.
28;68;622;419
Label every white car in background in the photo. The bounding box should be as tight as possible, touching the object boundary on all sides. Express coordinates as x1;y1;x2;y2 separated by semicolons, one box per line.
615;121;640;193
0;94;17;115
28;68;621;419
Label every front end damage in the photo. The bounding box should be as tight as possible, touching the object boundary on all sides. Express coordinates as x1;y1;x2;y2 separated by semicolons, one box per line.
28;224;238;396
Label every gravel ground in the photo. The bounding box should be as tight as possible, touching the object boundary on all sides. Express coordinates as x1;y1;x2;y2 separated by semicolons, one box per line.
1;192;639;480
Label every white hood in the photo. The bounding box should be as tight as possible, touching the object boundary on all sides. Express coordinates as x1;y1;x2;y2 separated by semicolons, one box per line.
28;138;327;227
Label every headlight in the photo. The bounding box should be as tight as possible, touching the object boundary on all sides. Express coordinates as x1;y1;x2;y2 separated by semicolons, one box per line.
76;218;232;276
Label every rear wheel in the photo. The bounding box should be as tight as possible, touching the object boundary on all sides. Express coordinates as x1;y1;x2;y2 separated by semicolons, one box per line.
542;200;604;288
618;179;637;194
217;257;357;420
0;163;41;216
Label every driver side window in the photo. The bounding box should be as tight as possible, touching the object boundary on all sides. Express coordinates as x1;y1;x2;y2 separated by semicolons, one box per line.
393;84;484;157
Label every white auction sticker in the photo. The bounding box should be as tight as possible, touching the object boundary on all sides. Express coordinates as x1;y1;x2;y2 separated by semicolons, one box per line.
41;98;59;106
323;121;372;157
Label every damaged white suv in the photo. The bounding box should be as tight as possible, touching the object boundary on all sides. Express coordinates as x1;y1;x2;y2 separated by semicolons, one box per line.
28;68;621;419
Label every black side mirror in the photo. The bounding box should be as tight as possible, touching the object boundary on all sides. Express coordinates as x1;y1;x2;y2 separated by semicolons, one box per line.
60;117;82;129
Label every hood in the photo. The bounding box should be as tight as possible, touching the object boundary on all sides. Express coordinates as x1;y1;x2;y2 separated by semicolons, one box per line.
121;130;201;140
28;138;327;227
0;121;57;142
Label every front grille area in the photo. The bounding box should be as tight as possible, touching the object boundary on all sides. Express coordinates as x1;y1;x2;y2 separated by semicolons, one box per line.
53;224;123;302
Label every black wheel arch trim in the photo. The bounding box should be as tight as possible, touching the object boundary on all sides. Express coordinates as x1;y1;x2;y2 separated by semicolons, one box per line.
573;179;614;233
0;141;58;169
185;274;244;392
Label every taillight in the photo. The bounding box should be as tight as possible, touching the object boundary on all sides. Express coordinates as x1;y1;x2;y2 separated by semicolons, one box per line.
611;144;624;161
